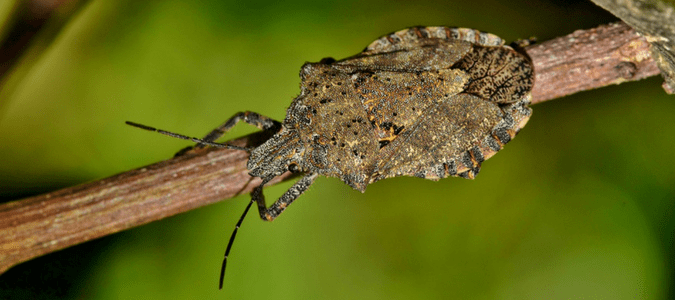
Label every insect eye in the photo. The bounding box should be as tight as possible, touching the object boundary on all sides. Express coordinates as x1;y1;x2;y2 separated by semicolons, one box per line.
288;163;300;173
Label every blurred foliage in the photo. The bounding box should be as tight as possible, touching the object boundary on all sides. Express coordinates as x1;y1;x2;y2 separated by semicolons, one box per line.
0;1;20;42
0;0;673;299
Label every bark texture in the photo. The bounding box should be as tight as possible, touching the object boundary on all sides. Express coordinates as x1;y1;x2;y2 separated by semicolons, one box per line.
591;0;675;93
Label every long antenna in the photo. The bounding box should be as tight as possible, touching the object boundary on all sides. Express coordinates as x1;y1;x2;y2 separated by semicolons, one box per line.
125;121;250;151
219;198;255;289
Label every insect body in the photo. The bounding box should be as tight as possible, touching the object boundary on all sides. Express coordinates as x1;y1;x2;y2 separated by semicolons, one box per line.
127;26;534;289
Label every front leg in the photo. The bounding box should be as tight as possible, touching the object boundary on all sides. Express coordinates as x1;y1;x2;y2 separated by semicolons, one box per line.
253;173;318;221
202;111;281;144
177;111;282;156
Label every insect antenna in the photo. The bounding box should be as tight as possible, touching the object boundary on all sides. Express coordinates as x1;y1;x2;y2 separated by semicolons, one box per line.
125;121;250;151
219;198;255;289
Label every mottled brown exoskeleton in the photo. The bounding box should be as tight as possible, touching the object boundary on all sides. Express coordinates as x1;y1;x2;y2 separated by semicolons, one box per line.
127;26;534;289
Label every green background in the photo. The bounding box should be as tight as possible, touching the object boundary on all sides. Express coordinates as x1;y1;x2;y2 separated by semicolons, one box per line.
1;0;673;299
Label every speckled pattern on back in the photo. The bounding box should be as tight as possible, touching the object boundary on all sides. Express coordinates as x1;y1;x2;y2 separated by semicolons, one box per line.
246;26;533;195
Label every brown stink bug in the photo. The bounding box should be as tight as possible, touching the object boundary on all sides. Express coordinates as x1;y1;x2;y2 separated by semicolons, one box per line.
126;26;534;289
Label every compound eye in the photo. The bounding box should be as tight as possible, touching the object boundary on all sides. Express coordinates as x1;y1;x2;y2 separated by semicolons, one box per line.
288;163;300;173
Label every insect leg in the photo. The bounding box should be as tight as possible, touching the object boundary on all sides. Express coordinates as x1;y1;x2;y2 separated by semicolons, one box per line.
176;111;281;156
219;173;317;288
201;111;281;144
254;173;318;221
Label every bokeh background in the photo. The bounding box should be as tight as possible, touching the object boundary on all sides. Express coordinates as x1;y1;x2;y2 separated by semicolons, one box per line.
0;0;673;299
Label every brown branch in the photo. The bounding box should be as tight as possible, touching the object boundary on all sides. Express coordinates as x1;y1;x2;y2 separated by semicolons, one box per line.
590;0;675;93
528;22;661;104
0;132;296;274
0;21;664;274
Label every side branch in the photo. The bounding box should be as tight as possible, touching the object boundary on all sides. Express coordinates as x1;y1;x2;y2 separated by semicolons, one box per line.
0;22;665;274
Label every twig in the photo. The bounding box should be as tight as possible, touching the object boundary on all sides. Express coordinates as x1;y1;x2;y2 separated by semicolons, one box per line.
0;22;663;274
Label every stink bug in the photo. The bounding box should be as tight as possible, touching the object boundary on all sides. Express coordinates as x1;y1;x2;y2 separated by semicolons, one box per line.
127;26;534;289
